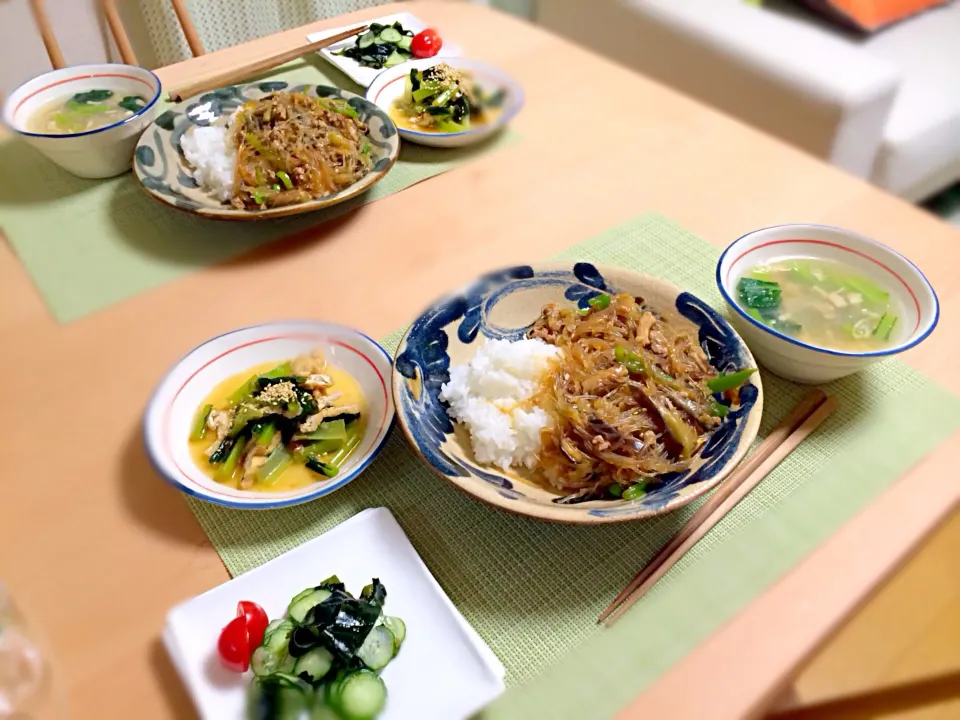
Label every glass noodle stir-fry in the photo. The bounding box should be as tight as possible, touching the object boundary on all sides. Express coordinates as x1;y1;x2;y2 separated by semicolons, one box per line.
528;293;755;500
232;92;373;210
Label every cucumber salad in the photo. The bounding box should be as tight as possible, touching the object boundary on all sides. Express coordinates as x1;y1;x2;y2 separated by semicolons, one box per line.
217;578;406;720
336;23;443;69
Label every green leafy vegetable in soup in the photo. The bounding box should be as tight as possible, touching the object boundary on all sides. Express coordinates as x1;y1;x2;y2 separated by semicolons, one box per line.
736;258;901;351
27;88;148;134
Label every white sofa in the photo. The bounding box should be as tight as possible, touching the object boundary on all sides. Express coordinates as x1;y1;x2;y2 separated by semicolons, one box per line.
539;0;960;201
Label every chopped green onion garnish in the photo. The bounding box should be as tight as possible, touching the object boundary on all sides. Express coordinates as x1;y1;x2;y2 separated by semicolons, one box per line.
707;368;757;393
710;398;730;418
588;293;611;311
622;482;648;501
874;313;898;340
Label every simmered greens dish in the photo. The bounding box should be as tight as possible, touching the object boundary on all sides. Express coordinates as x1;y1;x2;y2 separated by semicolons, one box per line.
190;349;365;492
389;64;505;133
336;21;416;69
736;258;900;351
28;89;148;134
248;577;405;720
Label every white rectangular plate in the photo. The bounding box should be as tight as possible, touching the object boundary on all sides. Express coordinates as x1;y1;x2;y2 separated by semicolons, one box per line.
164;507;505;719
307;11;462;88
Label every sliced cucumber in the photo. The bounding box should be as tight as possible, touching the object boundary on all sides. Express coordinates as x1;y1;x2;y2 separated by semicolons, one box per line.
294;646;334;684
288;586;316;606
357;31;376;49
378;27;402;43
288;588;332;624
311;701;341;720
264;618;286;637
384;50;406;68
356;626;395;671
397;35;412;51
372;36;390;45
251;644;293;677
264;619;295;654
323;669;349;712
338;670;387;720
381;616;406;654
248;673;309;720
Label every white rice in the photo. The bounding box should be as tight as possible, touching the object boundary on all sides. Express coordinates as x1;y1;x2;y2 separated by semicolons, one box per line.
439;338;561;470
180;122;237;202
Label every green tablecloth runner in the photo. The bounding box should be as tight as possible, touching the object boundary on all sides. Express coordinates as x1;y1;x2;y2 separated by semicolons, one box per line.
184;212;960;718
0;59;516;323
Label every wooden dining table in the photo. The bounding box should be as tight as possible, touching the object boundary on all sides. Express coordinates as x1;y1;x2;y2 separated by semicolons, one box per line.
1;2;958;718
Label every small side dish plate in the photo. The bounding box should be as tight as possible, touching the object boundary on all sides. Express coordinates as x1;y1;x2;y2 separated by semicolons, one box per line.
307;12;462;88
392;263;763;524
366;58;524;148
133;83;399;221
164;507;505;719
144;321;394;509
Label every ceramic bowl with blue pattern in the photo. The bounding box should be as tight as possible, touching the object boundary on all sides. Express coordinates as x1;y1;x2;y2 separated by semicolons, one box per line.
133;83;399;220
392;263;764;524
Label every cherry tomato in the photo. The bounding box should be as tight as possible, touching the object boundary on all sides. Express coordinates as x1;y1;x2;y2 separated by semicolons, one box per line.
411;29;442;58
237;601;269;649
217;615;251;673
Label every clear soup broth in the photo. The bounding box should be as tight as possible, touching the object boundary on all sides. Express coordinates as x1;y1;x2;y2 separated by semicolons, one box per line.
736;257;902;352
27;89;147;135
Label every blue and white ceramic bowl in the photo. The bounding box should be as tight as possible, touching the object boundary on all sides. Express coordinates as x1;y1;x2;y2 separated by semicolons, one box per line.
392;263;763;524
144;321;394;509
133;83;399;220
365;58;523;148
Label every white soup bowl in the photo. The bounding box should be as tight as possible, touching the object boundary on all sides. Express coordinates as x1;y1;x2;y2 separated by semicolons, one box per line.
717;224;939;384
3;63;161;179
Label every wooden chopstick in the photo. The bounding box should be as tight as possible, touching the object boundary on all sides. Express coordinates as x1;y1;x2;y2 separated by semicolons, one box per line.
599;389;834;626
166;25;369;103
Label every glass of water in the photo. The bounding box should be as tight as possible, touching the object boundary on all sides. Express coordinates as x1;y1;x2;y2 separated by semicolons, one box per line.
0;585;64;719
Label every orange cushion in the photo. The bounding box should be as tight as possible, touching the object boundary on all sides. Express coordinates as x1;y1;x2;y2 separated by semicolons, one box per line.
800;0;950;32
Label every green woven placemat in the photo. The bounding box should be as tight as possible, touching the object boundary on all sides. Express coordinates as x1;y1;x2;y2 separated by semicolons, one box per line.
0;59;516;323
185;213;960;718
